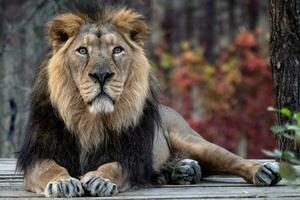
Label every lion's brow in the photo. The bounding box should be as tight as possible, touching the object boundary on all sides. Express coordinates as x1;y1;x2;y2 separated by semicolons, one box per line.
79;24;113;39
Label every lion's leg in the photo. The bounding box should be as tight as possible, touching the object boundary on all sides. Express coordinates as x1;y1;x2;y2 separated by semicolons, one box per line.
161;106;281;186
24;159;84;197
80;162;127;197
170;130;281;185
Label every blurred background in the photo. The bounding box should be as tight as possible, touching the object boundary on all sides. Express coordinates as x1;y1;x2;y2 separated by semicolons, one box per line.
0;0;274;158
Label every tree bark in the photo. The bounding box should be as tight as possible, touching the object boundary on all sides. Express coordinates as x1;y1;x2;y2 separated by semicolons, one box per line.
248;0;260;30
269;0;300;159
203;0;217;62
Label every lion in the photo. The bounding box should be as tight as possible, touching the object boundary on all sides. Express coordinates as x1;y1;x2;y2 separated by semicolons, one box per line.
17;4;281;198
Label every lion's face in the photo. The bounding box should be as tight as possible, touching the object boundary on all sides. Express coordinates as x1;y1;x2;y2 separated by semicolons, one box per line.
47;8;150;117
67;26;133;113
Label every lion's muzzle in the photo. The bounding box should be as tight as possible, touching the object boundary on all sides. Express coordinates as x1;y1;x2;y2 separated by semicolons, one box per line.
89;70;115;88
86;68;117;114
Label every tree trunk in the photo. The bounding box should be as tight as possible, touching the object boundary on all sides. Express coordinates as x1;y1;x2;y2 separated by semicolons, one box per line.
228;0;237;39
269;0;300;159
248;0;260;30
203;0;217;62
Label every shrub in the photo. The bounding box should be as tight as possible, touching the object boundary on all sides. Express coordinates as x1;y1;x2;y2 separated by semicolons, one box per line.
266;107;300;182
153;30;275;158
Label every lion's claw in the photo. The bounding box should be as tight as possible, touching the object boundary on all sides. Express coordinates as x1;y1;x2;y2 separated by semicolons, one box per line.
171;159;202;184
81;174;118;197
44;177;84;197
254;162;281;186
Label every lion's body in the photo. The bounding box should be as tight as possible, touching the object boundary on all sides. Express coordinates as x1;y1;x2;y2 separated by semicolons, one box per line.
17;3;281;197
17;66;160;186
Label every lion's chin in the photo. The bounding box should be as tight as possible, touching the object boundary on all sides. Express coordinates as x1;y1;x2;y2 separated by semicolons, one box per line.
88;95;114;114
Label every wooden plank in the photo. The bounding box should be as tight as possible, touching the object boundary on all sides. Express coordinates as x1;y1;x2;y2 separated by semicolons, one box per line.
1;185;300;199
1;197;300;200
0;179;298;190
0;159;299;199
0;159;19;177
0;179;300;198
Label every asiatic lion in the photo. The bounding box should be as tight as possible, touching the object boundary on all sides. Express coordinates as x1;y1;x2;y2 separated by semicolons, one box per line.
17;4;281;198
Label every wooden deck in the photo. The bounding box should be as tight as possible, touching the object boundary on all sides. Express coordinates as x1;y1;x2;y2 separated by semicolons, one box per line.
0;159;299;199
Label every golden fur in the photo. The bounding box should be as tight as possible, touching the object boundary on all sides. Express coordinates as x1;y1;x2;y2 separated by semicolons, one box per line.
47;8;150;151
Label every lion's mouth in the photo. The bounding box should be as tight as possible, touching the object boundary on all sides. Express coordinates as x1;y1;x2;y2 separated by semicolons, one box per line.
96;92;115;103
87;92;115;114
86;92;113;105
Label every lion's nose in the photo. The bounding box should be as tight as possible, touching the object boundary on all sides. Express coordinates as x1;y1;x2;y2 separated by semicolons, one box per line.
89;71;115;86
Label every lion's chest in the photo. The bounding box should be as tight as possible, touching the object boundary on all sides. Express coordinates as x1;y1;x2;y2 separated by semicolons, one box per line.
65;121;157;184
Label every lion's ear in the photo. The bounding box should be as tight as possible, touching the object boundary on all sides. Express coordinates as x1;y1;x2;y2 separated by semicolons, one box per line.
47;13;84;50
111;8;149;46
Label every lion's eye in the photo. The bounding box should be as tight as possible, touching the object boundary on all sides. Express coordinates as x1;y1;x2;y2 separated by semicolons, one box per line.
113;46;124;55
77;47;88;55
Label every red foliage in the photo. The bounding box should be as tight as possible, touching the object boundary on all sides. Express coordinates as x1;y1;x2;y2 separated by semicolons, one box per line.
154;31;275;158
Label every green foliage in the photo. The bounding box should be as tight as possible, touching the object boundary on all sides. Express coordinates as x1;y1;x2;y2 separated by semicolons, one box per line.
268;107;300;182
279;163;298;181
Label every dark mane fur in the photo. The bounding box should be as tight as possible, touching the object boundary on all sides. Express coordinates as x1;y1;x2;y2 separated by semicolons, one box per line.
71;0;108;21
68;1;124;23
17;65;162;186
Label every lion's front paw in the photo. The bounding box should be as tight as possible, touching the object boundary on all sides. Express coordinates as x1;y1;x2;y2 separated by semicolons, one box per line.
171;159;202;185
44;177;84;197
253;162;281;186
81;173;118;197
